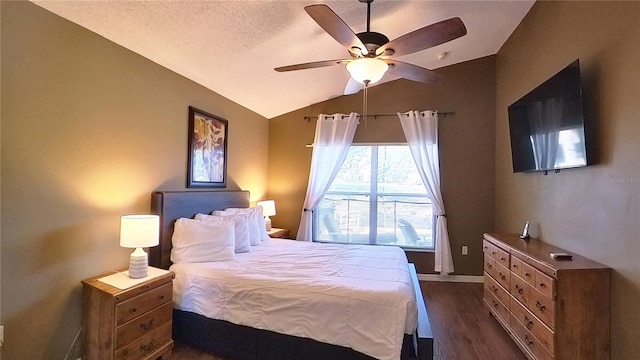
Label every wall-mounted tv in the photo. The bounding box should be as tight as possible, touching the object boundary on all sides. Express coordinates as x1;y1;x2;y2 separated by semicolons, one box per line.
508;60;590;174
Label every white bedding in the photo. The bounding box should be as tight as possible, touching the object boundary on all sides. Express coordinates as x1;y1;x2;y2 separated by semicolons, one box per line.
170;238;418;360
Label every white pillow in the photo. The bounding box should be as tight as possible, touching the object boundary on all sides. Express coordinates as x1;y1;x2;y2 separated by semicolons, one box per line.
195;213;250;253
171;217;235;263
213;208;262;246
222;206;270;242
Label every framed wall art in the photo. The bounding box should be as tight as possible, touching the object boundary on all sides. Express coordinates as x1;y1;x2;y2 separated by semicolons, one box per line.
187;106;228;188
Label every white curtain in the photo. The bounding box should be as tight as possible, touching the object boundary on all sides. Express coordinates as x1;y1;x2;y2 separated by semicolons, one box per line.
528;98;563;170
296;113;360;241
397;110;454;275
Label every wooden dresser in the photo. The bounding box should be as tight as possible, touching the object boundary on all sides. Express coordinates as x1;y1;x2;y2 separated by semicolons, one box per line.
82;268;174;360
483;233;610;360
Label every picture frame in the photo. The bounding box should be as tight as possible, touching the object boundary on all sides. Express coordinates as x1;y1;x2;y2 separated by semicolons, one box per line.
187;106;228;188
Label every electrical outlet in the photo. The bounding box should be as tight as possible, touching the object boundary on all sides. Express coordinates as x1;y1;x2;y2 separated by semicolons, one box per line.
461;245;468;255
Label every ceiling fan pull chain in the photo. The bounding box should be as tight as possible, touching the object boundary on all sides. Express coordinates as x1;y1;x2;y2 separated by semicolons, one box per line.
362;80;369;131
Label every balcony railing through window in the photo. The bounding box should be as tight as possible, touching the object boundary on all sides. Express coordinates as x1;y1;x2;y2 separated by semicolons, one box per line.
314;194;435;249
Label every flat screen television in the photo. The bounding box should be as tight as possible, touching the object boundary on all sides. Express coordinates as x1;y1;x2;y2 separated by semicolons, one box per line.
508;60;590;173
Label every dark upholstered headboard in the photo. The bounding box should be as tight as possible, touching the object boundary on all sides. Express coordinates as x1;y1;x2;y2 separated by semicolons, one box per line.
149;190;250;269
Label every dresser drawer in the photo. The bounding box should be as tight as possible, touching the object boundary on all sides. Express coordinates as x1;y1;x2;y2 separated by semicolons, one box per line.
116;301;173;349
115;322;173;360
510;256;523;278
521;261;537;287
494;246;510;269
484;287;510;325
511;296;555;354
510;274;532;306
116;282;172;325
494;262;511;290
485;273;511;307
529;293;555;329
511;314;554;360
483;239;493;255
484;255;497;279
535;269;556;299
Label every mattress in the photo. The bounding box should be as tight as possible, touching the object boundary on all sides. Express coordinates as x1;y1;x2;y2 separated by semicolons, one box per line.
170;238;418;360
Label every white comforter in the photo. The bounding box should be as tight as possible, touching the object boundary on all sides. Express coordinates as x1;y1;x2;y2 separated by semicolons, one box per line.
170;238;418;360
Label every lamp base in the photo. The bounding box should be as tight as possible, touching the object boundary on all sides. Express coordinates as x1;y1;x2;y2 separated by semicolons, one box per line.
128;247;149;279
264;216;272;231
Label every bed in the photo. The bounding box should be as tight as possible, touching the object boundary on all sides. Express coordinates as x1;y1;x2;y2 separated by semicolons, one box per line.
149;190;433;360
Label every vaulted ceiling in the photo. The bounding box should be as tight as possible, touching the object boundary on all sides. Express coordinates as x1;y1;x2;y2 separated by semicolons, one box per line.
31;1;535;119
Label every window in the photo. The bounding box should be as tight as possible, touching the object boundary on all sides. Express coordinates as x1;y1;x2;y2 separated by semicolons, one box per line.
313;145;435;250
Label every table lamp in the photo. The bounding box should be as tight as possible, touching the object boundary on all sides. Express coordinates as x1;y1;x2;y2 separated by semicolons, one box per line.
257;200;276;231
120;215;159;279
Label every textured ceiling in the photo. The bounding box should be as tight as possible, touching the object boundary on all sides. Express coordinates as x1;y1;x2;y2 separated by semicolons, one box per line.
31;1;535;119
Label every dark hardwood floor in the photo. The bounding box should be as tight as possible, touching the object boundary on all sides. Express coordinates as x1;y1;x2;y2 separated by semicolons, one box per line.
171;281;526;360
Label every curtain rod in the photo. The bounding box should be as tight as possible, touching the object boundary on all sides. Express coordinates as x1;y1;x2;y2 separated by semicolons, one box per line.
303;111;454;121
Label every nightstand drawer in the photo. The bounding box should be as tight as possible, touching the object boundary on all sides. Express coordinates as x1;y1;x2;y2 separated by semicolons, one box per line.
115;322;172;360
116;301;173;349
116;282;172;325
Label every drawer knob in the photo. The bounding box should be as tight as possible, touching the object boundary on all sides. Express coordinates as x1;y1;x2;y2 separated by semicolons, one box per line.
539;282;547;288
140;318;154;331
491;286;498;293
524;335;534;346
140;339;155;353
535;301;546;311
159;295;165;300
524;316;533;328
499;273;506;280
130;306;138;313
525;272;532;278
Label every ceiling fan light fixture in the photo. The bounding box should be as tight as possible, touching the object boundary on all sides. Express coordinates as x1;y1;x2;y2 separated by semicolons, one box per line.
346;58;388;85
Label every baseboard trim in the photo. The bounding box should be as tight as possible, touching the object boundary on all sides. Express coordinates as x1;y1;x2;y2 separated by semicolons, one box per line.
418;274;484;283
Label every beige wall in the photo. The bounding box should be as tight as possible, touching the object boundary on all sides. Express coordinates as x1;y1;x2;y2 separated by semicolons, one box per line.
268;56;496;275
1;2;268;359
495;1;640;358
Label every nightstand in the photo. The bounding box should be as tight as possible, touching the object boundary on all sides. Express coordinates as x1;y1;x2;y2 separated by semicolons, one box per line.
267;228;290;238
82;267;174;360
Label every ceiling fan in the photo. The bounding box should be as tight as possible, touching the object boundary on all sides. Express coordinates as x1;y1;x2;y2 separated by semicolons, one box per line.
275;0;467;95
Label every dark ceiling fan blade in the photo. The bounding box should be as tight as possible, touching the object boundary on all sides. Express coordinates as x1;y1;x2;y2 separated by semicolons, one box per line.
376;17;467;57
305;4;367;55
386;60;442;83
275;59;349;72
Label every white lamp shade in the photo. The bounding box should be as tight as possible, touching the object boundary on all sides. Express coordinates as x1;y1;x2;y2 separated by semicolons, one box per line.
120;215;160;248
346;58;389;84
257;200;276;217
